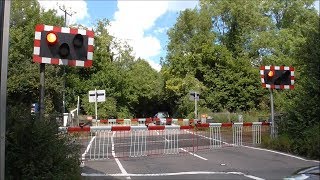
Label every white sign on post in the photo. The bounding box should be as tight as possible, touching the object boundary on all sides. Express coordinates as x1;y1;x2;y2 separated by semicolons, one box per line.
189;91;200;101
88;89;106;126
88;90;105;102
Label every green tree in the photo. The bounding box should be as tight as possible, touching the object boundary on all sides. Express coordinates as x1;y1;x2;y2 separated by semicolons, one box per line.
124;59;164;117
281;14;320;159
8;0;64;113
163;5;264;114
6;0;82;178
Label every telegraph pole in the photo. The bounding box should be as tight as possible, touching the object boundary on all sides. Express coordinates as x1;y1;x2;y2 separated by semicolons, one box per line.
0;1;11;179
58;5;74;114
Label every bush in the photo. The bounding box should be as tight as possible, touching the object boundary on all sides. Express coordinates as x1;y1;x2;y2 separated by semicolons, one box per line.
261;134;293;153
261;125;320;160
293;125;320;159
6;113;81;179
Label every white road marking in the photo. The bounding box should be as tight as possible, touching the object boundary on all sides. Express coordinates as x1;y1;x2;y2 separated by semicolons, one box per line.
156;131;208;160
111;132;131;180
81;135;96;167
190;130;319;162
187;130;319;162
179;148;208;160
185;130;232;145
242;145;320;163
82;136;96;159
81;171;265;180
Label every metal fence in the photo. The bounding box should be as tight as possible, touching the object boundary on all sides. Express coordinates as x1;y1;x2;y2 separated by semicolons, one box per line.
59;122;270;161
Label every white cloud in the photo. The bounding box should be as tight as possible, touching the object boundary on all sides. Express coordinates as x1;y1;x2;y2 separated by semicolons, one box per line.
154;27;170;34
314;0;319;12
109;0;198;71
37;0;89;25
109;1;168;59
168;1;199;11
37;0;199;71
146;59;162;72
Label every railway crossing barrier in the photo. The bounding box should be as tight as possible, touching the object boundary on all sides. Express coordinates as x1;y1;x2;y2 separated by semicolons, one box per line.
59;122;270;161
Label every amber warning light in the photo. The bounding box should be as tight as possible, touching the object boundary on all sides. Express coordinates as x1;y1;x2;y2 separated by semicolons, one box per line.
268;70;274;78
46;32;57;45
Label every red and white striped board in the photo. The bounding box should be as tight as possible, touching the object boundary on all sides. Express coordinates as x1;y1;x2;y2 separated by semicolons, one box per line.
260;65;294;89
33;24;94;67
61;122;271;133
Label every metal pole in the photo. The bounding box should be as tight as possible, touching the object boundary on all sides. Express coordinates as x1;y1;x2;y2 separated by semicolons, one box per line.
62;9;66;115
77;96;79;116
95;89;98;126
59;6;73;115
77;96;79;126
0;1;11;179
39;63;45;121
194;92;198;119
270;89;275;138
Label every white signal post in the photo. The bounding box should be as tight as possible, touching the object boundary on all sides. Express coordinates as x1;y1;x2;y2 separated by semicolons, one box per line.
194;92;198;119
189;91;200;119
95;89;98;126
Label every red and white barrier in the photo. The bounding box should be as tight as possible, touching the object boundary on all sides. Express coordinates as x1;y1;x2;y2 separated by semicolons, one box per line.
59;122;271;160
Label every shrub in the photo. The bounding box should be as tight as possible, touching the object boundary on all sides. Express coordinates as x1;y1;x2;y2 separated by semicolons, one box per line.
261;134;293;153
261;125;320;160
6;113;81;179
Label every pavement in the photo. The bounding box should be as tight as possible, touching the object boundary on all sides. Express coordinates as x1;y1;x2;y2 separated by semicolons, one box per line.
79;130;319;180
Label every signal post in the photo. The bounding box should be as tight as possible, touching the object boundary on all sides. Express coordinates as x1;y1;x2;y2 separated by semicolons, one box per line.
33;24;94;121
260;65;295;137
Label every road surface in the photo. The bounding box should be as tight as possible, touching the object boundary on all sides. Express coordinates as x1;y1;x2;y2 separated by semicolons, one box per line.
80;131;319;180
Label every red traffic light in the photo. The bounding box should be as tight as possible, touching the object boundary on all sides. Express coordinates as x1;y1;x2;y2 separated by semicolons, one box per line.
46;32;57;45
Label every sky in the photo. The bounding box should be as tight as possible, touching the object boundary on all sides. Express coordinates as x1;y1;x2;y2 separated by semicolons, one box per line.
38;0;319;71
38;0;199;71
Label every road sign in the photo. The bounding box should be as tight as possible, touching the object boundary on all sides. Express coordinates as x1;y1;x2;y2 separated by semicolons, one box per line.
189;91;200;101
89;90;105;102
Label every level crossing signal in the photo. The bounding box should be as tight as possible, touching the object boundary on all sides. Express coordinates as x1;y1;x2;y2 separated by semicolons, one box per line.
260;66;294;89
33;24;94;67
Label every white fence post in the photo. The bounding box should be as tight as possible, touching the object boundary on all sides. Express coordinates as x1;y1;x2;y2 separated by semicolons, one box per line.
130;126;147;157
233;123;243;146
164;126;179;154
89;126;112;160
252;122;262;144
209;123;222;148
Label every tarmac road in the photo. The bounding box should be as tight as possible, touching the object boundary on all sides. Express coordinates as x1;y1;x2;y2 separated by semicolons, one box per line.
80;131;319;180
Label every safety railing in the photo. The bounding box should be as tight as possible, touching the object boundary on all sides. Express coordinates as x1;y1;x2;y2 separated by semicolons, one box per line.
59;122;270;161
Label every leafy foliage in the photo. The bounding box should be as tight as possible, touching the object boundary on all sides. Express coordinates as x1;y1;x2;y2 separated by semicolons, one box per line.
6;0;320;171
6;114;81;179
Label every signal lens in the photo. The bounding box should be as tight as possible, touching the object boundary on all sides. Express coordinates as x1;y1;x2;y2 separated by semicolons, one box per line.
46;32;57;45
268;71;274;78
59;43;70;58
73;34;84;48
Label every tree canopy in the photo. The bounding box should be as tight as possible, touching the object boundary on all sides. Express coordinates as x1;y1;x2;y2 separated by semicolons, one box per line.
5;0;320;164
